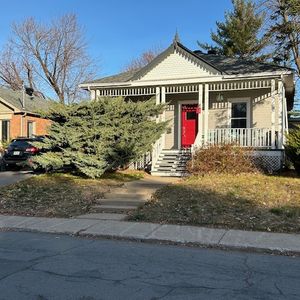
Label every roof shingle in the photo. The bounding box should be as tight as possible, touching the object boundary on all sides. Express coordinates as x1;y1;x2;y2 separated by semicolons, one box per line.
0;87;51;113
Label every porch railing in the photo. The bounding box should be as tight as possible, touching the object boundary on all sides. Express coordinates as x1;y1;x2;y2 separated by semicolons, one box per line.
207;128;273;148
151;135;164;171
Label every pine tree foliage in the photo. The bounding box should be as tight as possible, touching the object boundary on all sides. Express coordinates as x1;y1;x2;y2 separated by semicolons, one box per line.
268;0;300;76
34;97;167;178
285;125;300;174
198;0;269;60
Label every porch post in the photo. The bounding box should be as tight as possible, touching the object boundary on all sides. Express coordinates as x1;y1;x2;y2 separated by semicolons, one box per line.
155;87;160;123
284;88;289;135
161;86;166;149
278;80;283;149
198;84;203;147
96;89;100;100
271;79;276;149
204;83;209;144
90;89;96;100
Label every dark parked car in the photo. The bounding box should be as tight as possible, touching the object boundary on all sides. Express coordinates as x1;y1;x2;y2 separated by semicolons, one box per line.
1;137;44;170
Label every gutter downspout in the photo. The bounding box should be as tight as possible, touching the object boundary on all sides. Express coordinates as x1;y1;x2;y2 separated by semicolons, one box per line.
21;83;26;137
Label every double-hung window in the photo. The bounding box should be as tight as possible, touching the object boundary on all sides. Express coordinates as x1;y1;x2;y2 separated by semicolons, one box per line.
229;99;250;128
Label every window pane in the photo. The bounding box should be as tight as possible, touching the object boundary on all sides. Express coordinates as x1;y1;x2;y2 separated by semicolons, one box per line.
232;102;247;118
2;120;10;142
231;119;247;128
27;122;34;138
186;111;197;120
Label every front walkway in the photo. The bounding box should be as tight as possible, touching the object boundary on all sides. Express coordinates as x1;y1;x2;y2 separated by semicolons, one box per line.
1;214;300;255
82;176;179;220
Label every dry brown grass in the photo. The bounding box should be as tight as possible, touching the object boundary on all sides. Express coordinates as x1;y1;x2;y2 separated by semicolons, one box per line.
130;173;300;233
0;172;139;218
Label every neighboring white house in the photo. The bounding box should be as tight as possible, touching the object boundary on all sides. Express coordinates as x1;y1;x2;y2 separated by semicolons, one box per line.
80;38;295;176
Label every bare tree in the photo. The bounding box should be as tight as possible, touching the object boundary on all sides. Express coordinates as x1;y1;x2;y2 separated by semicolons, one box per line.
0;14;95;104
0;45;35;90
123;48;161;72
261;0;300;76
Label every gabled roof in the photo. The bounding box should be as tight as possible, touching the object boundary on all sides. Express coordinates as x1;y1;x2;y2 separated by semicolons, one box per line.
81;40;294;86
195;53;294;75
0;86;51;113
84;69;138;84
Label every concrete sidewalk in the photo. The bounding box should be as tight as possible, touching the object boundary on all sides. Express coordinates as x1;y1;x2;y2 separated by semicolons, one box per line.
0;214;300;255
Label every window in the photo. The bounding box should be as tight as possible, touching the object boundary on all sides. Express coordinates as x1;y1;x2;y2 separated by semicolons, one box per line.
27;121;35;138
230;101;249;128
1;120;10;142
186;111;197;120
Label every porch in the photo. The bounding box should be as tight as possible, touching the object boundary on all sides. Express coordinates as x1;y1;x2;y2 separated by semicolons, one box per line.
88;78;289;175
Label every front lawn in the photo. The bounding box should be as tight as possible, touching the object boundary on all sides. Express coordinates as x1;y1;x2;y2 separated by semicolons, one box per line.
129;173;300;233
0;171;143;218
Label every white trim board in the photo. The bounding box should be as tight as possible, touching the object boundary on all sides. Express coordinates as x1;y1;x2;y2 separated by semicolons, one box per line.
227;97;251;128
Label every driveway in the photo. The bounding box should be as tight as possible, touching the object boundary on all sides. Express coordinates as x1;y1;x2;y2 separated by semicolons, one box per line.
0;231;299;299
0;171;32;187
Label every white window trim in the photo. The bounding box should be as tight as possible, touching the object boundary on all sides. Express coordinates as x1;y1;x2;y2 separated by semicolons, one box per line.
227;97;251;128
27;121;36;138
1;120;10;142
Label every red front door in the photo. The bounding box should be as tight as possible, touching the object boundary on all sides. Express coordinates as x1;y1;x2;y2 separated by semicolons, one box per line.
181;104;199;148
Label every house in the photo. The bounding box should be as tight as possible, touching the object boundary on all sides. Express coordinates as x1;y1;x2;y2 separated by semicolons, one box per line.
0;87;51;144
80;38;295;176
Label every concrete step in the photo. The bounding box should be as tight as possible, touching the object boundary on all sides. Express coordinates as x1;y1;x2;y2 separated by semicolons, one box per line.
92;204;138;213
151;171;185;177
97;199;146;206
77;213;127;221
155;161;175;165
107;187;156;194
160;150;180;154
103;192;150;201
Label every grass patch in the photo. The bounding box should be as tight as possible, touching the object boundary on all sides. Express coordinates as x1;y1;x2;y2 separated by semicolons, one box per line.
101;170;145;181
0;173;133;218
129;173;300;233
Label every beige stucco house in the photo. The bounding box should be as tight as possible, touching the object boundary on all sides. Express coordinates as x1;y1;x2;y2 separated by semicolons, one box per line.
80;39;295;176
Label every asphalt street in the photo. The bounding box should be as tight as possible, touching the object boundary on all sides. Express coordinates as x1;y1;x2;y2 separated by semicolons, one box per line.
0;231;299;300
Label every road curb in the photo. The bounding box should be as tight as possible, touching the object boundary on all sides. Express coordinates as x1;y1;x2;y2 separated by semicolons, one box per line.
1;214;300;256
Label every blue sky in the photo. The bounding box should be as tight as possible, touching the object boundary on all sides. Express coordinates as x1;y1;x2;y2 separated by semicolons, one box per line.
0;0;231;78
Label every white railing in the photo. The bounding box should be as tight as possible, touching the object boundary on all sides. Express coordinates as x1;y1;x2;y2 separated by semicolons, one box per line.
151;135;164;171
191;132;203;153
207;128;273;148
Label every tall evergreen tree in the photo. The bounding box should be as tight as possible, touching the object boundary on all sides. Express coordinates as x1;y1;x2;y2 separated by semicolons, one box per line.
34;97;167;178
264;0;300;111
199;0;269;60
267;0;300;76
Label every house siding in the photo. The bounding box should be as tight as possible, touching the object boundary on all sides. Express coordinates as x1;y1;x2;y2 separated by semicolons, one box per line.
139;51;219;82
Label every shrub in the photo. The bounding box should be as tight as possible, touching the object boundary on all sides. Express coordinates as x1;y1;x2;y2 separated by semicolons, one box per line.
34;97;167;178
187;144;258;175
285;126;300;174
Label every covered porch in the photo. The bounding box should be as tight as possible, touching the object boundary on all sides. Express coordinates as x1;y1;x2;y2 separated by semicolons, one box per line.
153;78;288;152
89;77;290;173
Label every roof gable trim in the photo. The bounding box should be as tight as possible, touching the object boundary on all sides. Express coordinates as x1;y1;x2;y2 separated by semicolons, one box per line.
0;96;19;112
130;41;223;81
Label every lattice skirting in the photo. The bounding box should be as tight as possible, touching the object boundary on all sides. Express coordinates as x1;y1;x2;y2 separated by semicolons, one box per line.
250;150;284;173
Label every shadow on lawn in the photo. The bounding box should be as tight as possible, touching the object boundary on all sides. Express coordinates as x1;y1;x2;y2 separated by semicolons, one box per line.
0;174;109;218
130;184;300;233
